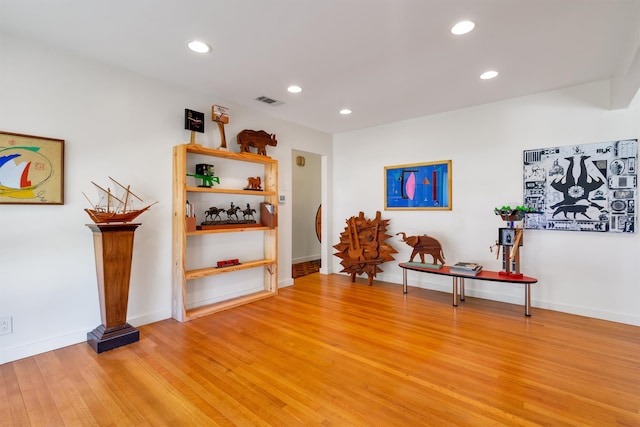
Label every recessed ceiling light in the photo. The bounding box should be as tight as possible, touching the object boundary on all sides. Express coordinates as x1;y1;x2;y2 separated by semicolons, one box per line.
480;70;499;80
339;108;352;115
287;85;302;93
451;20;475;35
187;40;211;54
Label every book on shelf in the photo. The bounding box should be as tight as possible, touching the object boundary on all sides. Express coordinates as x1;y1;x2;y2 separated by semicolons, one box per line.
452;262;481;270
450;262;483;275
450;267;482;276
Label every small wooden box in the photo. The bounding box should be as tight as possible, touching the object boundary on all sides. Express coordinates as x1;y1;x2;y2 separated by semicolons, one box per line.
185;216;197;232
260;202;277;228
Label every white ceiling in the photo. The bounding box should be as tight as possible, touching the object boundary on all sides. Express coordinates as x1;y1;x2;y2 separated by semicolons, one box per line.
1;0;640;134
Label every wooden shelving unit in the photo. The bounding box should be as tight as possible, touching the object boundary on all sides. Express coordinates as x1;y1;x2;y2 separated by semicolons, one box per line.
172;144;278;322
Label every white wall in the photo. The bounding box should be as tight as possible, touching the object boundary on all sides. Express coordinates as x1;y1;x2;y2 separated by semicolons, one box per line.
292;150;321;263
333;81;640;326
0;32;332;364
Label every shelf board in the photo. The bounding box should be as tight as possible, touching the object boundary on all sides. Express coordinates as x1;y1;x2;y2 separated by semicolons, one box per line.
187;225;273;235
185;289;277;320
184;144;277;165
186;259;276;280
186;186;276;196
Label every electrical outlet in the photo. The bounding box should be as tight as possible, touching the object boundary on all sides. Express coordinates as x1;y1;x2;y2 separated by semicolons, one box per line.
0;316;12;335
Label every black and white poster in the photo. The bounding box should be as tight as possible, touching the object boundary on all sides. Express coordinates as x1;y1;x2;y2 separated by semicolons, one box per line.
523;139;637;233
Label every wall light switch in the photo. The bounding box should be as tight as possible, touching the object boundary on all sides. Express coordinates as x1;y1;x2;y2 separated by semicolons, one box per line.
279;195;286;204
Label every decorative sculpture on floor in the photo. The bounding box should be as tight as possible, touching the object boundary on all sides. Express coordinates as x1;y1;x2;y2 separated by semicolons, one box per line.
396;232;445;265
237;129;277;156
333;211;397;286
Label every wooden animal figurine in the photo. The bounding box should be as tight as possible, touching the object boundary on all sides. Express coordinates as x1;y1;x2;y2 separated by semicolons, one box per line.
396;232;445;265
246;176;262;190
236;129;277;156
333;211;397;286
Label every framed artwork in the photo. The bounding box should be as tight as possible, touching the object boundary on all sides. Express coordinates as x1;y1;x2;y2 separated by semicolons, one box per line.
184;109;204;133
498;228;523;246
212;104;229;124
523;139;637;233
0;131;65;205
385;160;452;210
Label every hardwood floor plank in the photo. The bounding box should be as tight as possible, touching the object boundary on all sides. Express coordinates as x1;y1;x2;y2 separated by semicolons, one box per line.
34;351;99;426
13;357;67;426
1;272;639;426
0;363;30;426
134;325;285;426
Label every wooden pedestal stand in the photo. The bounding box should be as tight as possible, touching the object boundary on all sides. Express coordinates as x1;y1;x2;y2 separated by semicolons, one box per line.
86;223;140;353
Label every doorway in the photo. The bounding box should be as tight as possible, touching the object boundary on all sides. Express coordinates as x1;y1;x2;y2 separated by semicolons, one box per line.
291;149;322;278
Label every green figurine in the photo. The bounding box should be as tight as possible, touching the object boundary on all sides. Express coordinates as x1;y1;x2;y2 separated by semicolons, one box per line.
187;173;220;187
187;163;220;187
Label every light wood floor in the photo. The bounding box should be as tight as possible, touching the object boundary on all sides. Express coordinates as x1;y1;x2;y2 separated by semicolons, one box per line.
1;273;639;426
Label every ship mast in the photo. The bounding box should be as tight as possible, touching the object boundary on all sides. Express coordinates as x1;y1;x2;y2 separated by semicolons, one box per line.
109;176;144;212
91;181;126;213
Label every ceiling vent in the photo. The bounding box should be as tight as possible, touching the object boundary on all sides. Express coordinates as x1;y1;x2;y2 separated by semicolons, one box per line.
255;96;284;106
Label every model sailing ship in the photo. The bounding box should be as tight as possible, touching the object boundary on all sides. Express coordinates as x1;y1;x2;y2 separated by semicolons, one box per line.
83;177;156;224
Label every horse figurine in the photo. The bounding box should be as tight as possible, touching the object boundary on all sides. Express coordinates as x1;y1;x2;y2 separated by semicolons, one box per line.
226;202;241;220
242;203;256;221
204;206;224;222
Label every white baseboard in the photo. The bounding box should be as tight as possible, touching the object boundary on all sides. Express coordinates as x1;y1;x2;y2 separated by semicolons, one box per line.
533;300;639;326
1;329;88;365
0;309;171;365
385;272;640;326
280;278;294;288
292;255;321;264
128;309;172;328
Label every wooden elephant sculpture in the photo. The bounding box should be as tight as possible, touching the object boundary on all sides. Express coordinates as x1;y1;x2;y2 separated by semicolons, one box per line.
396;232;446;265
237;129;277;156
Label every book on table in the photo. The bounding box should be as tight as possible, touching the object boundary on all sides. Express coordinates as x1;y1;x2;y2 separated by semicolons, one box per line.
450;262;483;275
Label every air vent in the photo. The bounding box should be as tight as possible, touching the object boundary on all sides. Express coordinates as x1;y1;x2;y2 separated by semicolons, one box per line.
255;96;284;106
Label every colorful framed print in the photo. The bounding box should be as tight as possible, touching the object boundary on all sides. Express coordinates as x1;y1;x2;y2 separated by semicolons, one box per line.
0;131;65;205
385;160;452;210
